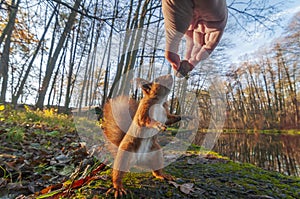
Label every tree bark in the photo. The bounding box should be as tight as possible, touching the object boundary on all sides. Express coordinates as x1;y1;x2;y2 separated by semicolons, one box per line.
108;0;134;99
36;0;82;108
0;0;20;103
12;6;56;105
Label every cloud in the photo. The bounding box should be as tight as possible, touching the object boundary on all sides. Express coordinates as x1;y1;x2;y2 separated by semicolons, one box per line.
226;3;300;63
276;5;300;18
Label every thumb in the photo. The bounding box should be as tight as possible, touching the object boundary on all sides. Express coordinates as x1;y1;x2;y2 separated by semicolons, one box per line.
165;51;180;70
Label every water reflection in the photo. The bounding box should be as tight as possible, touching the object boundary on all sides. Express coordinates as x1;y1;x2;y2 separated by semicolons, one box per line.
195;132;300;176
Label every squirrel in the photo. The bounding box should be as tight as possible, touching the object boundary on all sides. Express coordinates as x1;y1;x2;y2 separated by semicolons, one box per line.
102;74;189;197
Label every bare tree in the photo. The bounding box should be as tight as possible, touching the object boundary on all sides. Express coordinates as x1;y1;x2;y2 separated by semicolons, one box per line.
36;0;83;108
227;0;283;34
0;0;20;103
11;5;57;105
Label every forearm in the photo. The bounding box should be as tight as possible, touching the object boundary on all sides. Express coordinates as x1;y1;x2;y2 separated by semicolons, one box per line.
162;0;193;53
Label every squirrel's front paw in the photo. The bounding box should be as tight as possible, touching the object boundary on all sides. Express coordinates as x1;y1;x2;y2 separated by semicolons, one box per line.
106;187;127;198
154;122;167;131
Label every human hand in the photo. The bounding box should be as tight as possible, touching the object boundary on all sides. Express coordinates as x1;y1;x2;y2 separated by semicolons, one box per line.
185;0;228;66
187;28;225;66
165;50;180;70
162;0;227;76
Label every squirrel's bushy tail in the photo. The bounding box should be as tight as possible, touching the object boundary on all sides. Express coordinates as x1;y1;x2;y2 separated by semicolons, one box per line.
102;96;138;156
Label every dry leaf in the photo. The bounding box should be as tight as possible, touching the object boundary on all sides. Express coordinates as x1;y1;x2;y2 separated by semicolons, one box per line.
179;183;194;194
168;181;179;188
0;178;7;188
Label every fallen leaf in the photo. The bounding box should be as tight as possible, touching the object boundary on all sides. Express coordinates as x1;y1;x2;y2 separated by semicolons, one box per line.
0;153;17;158
0;178;7;188
168;181;179;188
179;183;194;194
195;187;206;194
28;182;36;193
55;154;70;164
38;183;63;195
7;182;26;190
187;159;196;165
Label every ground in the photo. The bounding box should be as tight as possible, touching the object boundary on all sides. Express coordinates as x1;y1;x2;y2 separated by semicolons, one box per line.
0;106;299;198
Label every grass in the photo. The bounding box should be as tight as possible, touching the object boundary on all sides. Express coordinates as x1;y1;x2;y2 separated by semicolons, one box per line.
0;104;76;138
2;104;73;127
200;128;300;135
5;126;25;142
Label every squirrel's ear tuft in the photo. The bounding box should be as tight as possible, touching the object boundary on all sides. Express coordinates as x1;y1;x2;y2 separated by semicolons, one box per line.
141;83;152;94
134;78;149;86
154;74;173;89
134;78;152;94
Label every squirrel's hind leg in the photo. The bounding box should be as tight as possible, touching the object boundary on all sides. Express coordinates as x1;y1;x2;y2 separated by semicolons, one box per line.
149;143;175;181
107;150;133;197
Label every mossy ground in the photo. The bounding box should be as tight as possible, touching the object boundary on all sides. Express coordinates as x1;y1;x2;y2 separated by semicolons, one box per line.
0;105;299;199
64;153;299;199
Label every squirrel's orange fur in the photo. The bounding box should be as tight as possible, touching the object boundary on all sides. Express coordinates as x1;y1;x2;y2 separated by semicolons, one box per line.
102;75;184;197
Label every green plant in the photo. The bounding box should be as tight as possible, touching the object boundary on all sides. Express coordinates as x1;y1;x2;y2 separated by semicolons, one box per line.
6;126;25;142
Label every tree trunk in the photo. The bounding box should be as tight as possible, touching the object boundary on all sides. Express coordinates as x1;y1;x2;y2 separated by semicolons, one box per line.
78;18;96;112
101;0;118;107
47;44;67;106
120;0;150;95
12;7;56;105
64;13;83;112
36;0;82;108
108;0;134;99
0;0;20;103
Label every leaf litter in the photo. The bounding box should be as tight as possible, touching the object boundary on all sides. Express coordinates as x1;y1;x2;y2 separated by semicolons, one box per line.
1;120;108;199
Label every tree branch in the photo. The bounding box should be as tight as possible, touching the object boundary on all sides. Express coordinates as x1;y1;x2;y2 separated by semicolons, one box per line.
47;0;118;22
228;5;278;32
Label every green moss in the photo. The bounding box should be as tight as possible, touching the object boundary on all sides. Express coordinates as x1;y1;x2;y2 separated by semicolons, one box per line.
49;156;300;198
164;189;173;197
217;128;300;135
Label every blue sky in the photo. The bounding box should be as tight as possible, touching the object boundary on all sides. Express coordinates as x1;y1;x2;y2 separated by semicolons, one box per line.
225;0;300;63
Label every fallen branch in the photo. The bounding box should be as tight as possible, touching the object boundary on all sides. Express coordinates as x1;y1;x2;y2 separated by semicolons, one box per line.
35;162;107;199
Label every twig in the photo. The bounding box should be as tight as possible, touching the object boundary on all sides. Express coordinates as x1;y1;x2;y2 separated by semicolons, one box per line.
48;0;120;22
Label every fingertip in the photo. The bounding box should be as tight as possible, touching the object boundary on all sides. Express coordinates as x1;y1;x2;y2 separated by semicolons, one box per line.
171;63;179;70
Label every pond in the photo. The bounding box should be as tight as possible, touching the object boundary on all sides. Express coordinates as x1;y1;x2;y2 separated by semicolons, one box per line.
195;132;300;176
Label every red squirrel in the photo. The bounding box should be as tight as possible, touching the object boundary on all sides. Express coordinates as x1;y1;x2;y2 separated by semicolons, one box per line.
102;74;188;197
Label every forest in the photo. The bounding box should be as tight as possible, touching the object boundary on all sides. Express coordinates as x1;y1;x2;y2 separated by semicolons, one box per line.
0;0;299;130
0;1;300;198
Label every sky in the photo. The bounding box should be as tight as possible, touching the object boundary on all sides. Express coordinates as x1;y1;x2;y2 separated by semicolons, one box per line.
3;0;300;105
225;0;300;63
